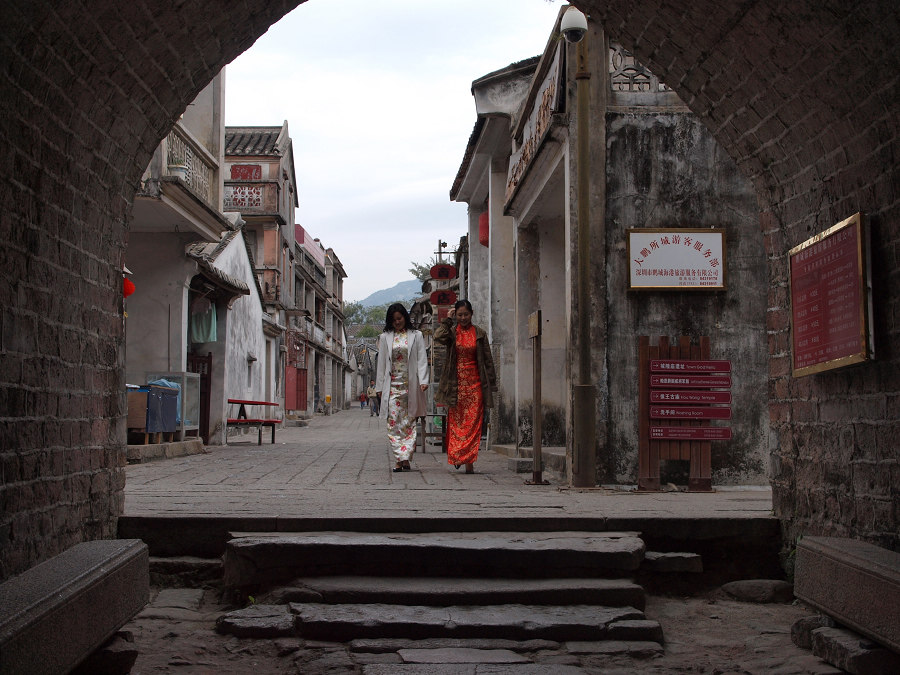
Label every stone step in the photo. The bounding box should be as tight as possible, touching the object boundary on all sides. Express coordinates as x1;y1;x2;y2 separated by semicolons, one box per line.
259;576;646;610
216;602;664;643
223;531;645;590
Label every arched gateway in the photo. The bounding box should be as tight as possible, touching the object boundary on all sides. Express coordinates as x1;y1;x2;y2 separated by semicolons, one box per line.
1;0;897;579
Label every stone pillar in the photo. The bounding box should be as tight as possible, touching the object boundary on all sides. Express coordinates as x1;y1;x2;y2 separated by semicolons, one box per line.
489;161;518;445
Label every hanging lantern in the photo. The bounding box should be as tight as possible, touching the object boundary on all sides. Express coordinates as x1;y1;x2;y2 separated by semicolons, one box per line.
123;278;135;298
478;211;489;247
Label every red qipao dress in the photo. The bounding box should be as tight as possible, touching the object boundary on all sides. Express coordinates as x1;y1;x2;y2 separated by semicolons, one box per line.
447;324;483;466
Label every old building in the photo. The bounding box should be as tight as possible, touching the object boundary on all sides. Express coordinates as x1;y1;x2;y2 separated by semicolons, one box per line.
452;8;767;485
127;71;270;445
288;226;351;414
223;123;298;417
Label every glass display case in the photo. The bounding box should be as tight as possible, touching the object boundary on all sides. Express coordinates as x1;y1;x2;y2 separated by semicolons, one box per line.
146;371;201;441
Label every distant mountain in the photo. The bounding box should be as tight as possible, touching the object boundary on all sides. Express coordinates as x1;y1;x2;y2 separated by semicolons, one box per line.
359;279;423;307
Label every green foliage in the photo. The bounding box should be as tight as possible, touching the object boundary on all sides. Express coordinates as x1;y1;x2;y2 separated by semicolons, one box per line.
345;301;392;327
409;256;439;282
357;325;379;338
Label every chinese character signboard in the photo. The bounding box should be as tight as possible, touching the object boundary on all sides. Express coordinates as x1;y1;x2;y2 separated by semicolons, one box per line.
627;228;726;290
789;212;874;377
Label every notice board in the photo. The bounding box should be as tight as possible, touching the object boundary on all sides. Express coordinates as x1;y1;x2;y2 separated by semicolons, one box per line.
789;212;874;377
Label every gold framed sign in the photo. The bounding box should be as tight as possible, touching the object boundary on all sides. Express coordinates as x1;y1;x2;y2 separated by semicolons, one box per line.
627;228;726;290
789;212;874;377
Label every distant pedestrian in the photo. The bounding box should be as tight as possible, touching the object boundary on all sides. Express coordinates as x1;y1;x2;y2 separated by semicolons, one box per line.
434;300;496;474
359;392;367;409
366;379;380;417
375;303;428;472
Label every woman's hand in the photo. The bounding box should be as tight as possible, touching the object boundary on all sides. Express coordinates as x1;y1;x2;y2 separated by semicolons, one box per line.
447;307;455;320
420;384;428;392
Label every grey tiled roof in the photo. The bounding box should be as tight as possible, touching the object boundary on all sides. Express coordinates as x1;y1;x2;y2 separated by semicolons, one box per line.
225;127;282;156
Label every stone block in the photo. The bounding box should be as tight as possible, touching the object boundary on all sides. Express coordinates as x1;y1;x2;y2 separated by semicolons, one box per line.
791;615;836;650
812;626;900;675
795;536;900;652
0;539;148;675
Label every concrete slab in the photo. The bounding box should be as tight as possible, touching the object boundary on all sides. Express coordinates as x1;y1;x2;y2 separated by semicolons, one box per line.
224;531;645;588
0;539;148;675
399;648;528;664
795;536;900;652
289;602;646;641
271;576;645;610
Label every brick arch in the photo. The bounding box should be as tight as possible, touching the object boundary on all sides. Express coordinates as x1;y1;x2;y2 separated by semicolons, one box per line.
0;0;896;578
577;0;898;551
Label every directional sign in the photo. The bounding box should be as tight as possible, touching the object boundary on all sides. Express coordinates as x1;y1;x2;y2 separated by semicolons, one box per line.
650;390;732;404
650;426;733;440
650;374;731;388
650;406;732;420
650;359;731;373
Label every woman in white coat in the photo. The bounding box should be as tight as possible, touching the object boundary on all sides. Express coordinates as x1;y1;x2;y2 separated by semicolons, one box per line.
375;303;429;472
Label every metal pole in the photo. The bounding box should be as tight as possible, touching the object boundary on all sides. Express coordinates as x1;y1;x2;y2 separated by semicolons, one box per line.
572;36;596;488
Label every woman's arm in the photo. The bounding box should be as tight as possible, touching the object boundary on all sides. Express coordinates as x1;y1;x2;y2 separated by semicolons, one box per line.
415;331;428;389
432;316;454;346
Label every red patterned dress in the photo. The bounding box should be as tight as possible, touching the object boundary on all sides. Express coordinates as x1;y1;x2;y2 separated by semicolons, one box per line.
447;325;483;466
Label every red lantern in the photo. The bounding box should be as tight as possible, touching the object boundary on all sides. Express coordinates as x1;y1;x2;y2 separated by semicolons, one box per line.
123;278;135;298
478;211;489;247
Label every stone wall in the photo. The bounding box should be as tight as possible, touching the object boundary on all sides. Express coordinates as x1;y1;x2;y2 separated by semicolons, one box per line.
604;112;767;484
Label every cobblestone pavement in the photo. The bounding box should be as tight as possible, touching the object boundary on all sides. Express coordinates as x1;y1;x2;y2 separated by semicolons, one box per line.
124;406;775;522
122;409;840;673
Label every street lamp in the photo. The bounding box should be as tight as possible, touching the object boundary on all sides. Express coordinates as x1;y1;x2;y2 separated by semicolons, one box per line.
562;6;596;488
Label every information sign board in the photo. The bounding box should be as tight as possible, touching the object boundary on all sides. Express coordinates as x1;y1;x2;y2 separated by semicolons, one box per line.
627;228;726;290
650;374;731;388
650;426;733;441
789;212;874;377
650;406;732;420
650;359;731;373
650;390;732;404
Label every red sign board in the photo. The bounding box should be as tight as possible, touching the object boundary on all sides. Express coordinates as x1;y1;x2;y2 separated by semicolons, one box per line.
230;164;262;180
650;374;731;388
650;406;732;420
430;264;457;280
650;359;731;373
650;390;732;404
430;290;457;306
650;426;733;441
789;212;872;377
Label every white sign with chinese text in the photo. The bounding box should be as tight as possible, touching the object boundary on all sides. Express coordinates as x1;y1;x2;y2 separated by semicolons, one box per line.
627;228;726;290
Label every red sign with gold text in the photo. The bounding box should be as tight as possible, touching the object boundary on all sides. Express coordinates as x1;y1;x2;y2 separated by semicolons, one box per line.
789;213;872;376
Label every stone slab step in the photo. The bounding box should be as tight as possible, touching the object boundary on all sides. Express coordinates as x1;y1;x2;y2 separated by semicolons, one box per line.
224;531;645;589
262;576;645;610
217;602;658;642
291;602;655;642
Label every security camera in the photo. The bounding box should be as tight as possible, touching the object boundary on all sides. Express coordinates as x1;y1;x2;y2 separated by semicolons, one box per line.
560;6;588;43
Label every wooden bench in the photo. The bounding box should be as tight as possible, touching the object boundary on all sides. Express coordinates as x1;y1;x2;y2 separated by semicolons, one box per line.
226;398;280;445
0;539;148;674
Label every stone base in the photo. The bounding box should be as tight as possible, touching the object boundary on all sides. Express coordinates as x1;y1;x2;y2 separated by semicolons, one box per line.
0;539;149;675
794;536;900;653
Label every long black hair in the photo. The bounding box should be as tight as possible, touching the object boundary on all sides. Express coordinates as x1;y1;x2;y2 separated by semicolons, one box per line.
454;299;473;314
383;303;412;332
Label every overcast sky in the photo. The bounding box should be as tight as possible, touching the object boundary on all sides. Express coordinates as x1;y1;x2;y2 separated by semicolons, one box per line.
224;0;565;302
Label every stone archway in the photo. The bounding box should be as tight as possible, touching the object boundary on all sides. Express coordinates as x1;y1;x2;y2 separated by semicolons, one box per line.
0;0;896;579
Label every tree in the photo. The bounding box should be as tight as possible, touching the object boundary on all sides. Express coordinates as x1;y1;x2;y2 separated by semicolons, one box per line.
409;256;439;282
357;325;379;338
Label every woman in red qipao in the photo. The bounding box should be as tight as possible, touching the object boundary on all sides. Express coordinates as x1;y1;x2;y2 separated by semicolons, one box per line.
434;300;497;474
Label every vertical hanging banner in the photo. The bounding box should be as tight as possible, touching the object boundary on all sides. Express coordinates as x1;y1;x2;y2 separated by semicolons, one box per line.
789;212;874;377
